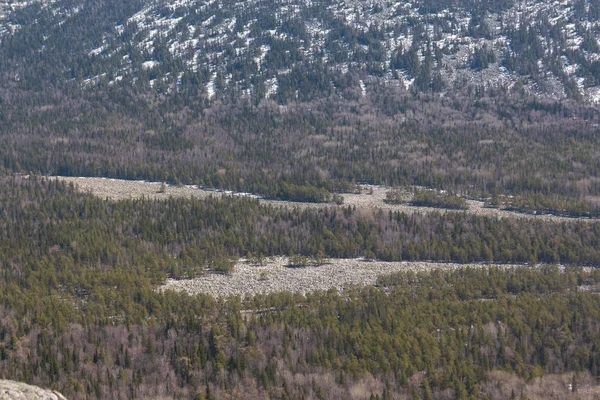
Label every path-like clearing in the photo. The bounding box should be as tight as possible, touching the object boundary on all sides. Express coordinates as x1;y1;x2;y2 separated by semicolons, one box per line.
55;176;595;223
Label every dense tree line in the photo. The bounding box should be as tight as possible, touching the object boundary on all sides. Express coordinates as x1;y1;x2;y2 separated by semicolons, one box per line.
386;188;468;210
489;191;600;218
409;188;468;210
4;177;600;273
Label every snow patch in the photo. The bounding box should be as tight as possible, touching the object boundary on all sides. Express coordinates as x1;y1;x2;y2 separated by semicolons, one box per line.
265;77;278;98
142;60;159;70
206;72;217;99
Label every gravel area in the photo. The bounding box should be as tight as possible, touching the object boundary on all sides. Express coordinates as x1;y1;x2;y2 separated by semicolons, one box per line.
159;257;509;297
55;176;224;201
53;176;595;223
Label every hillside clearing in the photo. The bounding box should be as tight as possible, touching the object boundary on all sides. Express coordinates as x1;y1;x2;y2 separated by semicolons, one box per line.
54;176;596;223
159;257;518;297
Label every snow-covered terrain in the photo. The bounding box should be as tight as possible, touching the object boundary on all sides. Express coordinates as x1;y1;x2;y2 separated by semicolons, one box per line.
2;0;600;103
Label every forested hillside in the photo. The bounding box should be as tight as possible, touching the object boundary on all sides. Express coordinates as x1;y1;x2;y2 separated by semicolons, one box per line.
4;0;600;101
3;91;600;210
3;0;600;398
1;0;600;210
0;178;599;399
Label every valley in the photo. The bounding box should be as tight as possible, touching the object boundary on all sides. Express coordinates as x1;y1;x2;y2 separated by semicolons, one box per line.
2;0;600;397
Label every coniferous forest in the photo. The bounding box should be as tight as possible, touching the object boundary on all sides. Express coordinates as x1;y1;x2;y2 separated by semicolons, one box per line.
4;0;600;398
0;177;597;398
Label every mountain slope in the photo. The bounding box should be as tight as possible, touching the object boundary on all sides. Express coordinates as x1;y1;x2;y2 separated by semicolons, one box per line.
1;0;600;211
2;0;600;102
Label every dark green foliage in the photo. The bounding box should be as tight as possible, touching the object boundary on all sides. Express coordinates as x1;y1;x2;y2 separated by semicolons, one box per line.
410;188;468;210
3;176;600;279
470;44;496;70
385;189;405;204
0;177;600;398
500;192;600;218
276;182;332;203
209;257;236;274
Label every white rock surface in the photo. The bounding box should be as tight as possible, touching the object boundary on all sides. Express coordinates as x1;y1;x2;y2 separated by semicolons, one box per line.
0;380;67;400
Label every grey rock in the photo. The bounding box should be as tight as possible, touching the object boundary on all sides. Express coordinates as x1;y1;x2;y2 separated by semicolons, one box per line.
0;380;67;400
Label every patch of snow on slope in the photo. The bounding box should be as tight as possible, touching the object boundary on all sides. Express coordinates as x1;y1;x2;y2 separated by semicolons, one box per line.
265;77;278;98
142;60;159;69
206;72;217;99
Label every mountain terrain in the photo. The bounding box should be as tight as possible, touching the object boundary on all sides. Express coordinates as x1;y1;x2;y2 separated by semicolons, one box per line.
4;2;600;399
3;0;600;102
1;0;600;214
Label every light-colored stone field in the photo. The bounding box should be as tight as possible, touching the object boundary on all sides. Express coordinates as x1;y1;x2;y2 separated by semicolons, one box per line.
159;257;510;297
55;176;230;201
53;176;594;223
0;380;67;400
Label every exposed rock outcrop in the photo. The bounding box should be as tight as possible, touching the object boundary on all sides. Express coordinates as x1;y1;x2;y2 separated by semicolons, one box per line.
0;380;67;400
